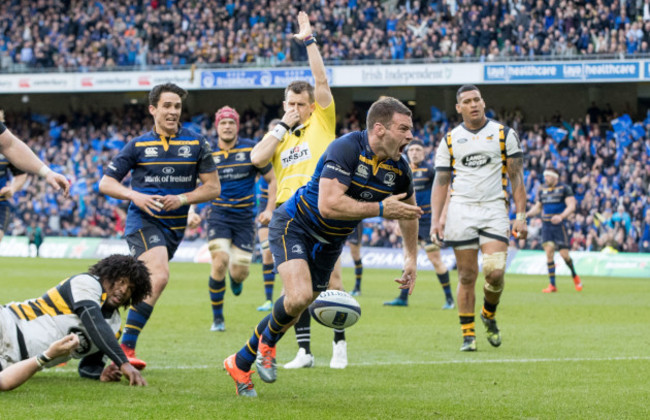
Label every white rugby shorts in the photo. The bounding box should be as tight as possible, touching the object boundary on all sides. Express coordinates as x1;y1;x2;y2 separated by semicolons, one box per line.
444;200;510;249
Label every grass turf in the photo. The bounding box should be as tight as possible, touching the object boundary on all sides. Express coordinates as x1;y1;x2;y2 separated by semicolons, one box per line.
1;257;649;419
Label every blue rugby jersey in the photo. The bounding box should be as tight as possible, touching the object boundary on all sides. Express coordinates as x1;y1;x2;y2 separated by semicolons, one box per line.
0;153;24;205
284;130;413;244
257;177;269;211
536;183;574;222
410;161;434;225
210;138;272;220
104;127;216;234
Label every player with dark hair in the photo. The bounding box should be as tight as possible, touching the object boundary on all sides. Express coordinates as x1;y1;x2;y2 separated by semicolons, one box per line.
0;255;152;388
431;84;527;352
0;113;69;195
195;106;276;332
526;167;582;292
99;83;220;368
384;139;455;309
255;119;282;312
224;96;422;397
251;12;348;370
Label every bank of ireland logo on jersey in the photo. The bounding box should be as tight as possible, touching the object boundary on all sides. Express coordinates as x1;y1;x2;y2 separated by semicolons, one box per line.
178;146;192;158
145;147;158;157
280;142;312;168
355;164;370;179
384;172;396;187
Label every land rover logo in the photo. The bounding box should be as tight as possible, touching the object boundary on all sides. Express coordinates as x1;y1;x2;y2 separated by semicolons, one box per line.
461;153;491;168
162;167;175;174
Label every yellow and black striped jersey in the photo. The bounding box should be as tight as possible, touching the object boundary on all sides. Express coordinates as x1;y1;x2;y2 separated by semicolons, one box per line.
4;273;121;364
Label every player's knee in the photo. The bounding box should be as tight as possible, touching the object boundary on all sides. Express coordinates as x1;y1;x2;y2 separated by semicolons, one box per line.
229;265;249;283
457;266;478;285
284;289;313;314
483;252;506;292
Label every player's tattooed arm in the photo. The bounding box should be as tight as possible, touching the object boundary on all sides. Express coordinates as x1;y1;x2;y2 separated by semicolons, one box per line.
507;155;528;239
434;170;451;186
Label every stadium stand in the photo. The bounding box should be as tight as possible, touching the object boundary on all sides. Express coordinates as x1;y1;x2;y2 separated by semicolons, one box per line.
2;101;648;253
2;0;650;73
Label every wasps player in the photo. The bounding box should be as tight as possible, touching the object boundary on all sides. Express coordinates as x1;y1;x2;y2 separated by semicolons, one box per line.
0;255;151;389
431;85;527;352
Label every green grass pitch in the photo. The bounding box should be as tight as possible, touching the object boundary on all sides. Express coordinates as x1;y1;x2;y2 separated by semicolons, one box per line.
1;257;649;419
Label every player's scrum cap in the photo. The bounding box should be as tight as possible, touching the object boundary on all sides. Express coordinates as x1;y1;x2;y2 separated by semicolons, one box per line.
215;106;239;129
408;139;425;148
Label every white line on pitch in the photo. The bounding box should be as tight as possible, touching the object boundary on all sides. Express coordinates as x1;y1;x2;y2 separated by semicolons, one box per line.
143;355;650;371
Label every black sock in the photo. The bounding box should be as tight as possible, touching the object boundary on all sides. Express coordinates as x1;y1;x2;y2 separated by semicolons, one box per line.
294;310;311;354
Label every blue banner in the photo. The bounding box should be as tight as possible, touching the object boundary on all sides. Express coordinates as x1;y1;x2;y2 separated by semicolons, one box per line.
200;68;333;89
485;62;640;82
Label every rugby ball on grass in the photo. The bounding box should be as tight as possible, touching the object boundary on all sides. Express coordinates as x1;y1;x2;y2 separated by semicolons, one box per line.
309;290;361;329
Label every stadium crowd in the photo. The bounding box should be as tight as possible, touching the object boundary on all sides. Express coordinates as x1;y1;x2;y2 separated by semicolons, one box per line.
2;101;649;253
3;0;650;72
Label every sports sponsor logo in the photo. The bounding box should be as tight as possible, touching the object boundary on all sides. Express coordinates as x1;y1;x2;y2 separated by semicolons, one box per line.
235;152;245;161
384;172;396;187
325;163;351;176
144;147;158;157
178;146;192;158
149;235;161;244
280;142;312;168
213;155;221;164
457;138;468;144
162;167;175;174
355;164;370;178
291;244;303;254
461;153;491;168
361;191;373;200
